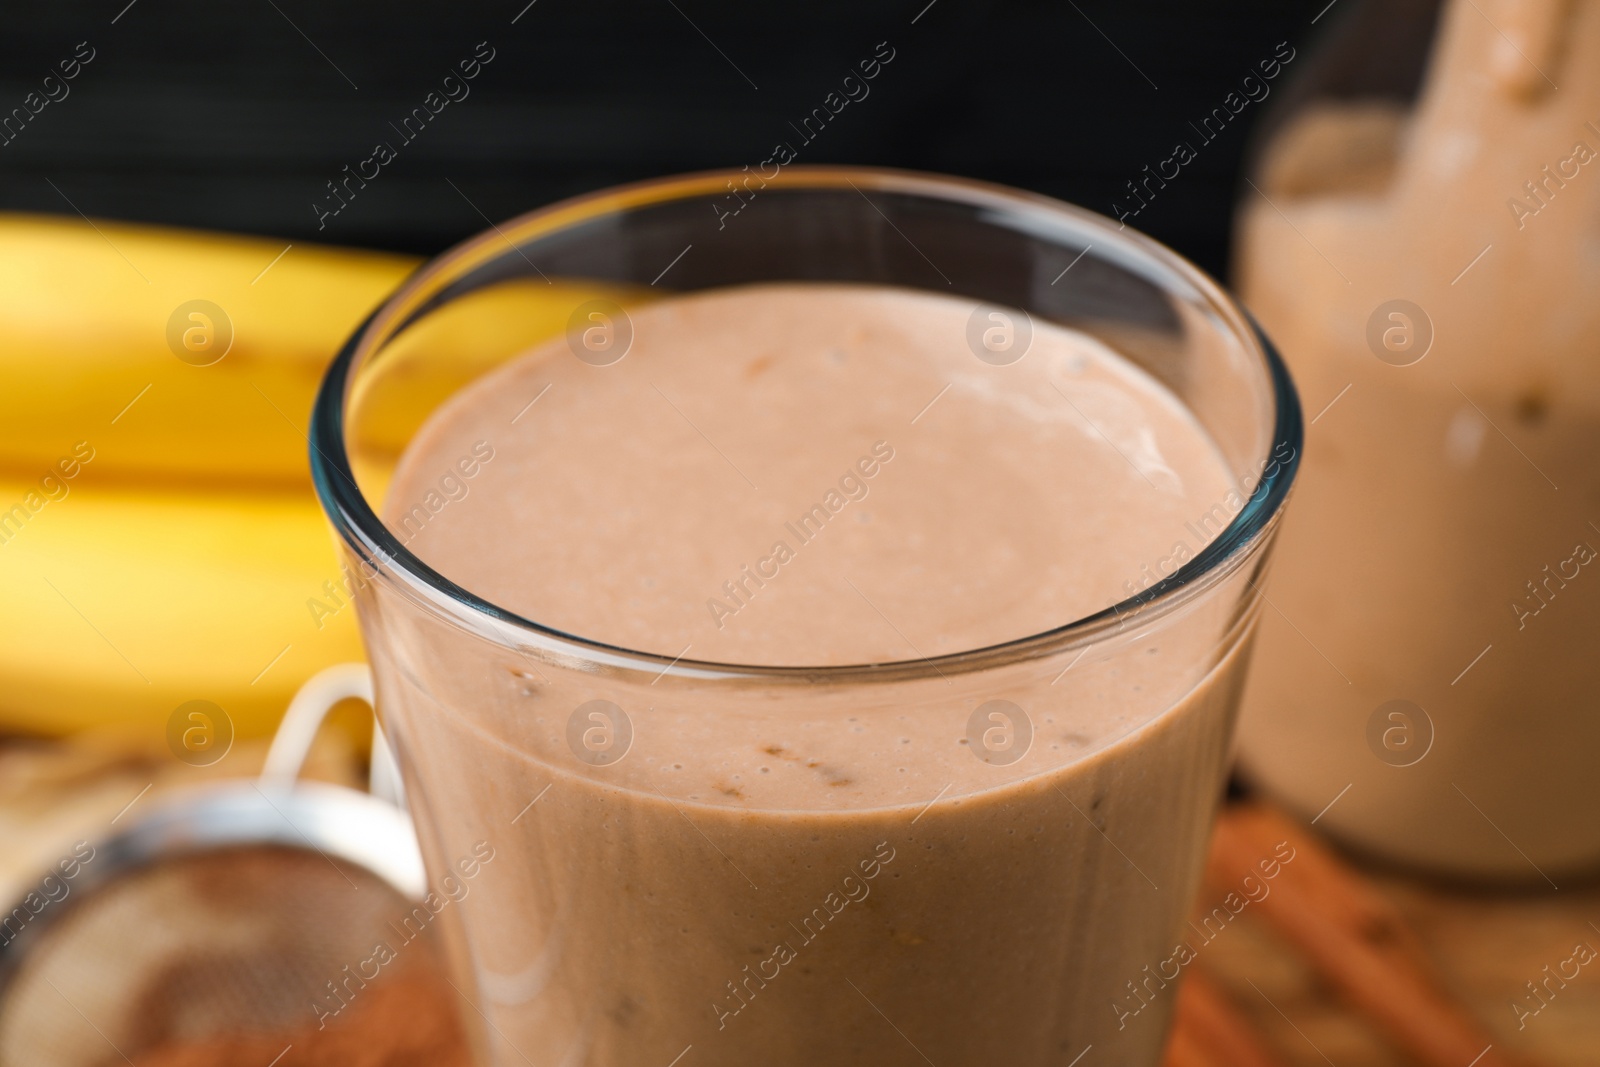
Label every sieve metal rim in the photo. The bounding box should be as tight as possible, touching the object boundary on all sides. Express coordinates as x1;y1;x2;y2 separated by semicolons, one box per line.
0;778;425;1009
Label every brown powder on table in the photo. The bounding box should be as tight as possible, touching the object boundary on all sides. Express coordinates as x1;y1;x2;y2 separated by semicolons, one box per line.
125;966;471;1067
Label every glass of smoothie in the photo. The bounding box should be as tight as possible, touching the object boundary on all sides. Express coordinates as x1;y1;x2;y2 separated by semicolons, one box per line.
1232;0;1600;881
310;168;1301;1067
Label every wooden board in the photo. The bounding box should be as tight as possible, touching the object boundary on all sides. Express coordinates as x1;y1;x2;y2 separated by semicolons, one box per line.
1194;811;1600;1066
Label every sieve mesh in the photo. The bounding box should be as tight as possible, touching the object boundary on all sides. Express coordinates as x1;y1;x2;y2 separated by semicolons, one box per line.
0;844;469;1067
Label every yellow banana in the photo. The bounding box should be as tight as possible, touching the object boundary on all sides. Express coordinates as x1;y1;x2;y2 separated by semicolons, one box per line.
0;473;364;740
0;214;411;485
0;213;638;486
0;215;650;738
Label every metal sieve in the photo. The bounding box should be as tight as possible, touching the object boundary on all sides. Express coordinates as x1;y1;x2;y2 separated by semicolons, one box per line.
0;665;464;1067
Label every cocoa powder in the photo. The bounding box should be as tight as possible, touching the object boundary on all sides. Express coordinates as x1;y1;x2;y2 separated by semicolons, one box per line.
126;966;470;1067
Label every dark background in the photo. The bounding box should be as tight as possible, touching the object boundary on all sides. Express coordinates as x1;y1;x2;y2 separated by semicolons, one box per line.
0;0;1428;278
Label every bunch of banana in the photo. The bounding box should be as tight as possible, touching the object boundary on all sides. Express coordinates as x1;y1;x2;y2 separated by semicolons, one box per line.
0;213;624;741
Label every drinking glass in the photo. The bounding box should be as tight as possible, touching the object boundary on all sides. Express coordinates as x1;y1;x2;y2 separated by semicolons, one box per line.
310;167;1301;1066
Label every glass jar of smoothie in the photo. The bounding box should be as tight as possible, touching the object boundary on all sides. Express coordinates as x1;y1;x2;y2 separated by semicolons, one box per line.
1233;0;1600;881
312;168;1300;1066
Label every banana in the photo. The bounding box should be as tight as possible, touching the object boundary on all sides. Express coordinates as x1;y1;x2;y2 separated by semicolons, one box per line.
0;473;364;739
0;213;637;486
0;214;651;739
0;214;411;485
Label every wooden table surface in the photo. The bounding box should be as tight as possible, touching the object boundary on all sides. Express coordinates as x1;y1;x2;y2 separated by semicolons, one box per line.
1193;816;1600;1067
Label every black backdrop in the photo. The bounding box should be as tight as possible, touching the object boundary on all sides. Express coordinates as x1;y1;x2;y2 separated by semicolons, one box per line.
0;0;1423;277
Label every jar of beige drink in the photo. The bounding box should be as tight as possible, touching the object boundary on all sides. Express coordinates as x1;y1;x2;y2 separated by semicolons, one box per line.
1233;0;1600;881
312;169;1300;1066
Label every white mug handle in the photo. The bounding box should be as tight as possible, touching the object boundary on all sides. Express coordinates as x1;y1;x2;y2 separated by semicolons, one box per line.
259;662;405;808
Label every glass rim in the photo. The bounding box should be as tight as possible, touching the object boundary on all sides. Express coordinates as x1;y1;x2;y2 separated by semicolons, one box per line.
309;165;1302;683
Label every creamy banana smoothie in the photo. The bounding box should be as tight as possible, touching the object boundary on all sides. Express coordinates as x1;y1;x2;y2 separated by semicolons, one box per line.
367;283;1261;1066
1232;0;1600;878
